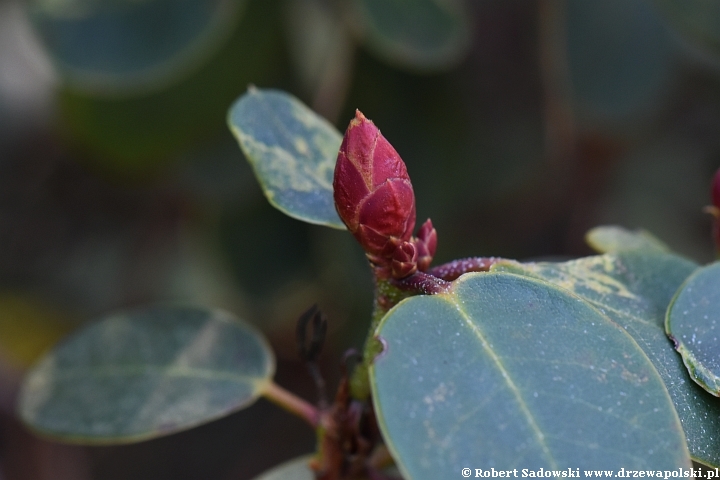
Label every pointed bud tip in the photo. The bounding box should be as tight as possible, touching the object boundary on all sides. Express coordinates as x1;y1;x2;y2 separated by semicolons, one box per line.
351;109;369;127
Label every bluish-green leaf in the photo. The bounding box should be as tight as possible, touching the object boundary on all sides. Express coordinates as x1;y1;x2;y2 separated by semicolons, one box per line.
29;0;245;94
585;225;670;254
228;88;345;229
498;252;720;467
371;272;690;477
351;0;472;72
18;305;274;444
250;455;314;480
666;261;720;396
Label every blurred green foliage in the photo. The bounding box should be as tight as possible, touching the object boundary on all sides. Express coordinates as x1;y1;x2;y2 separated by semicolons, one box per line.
3;0;720;478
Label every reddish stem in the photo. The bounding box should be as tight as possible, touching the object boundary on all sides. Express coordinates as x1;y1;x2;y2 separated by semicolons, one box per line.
427;257;504;281
391;271;451;295
262;381;320;428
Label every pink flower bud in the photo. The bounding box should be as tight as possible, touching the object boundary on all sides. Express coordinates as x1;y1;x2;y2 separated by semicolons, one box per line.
391;241;418;279
413;219;437;272
334;110;416;265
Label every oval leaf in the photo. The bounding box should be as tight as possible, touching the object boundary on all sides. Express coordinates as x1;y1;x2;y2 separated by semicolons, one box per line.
585;225;669;254
18;305;274;444
351;0;472;71
654;0;720;61
498;252;720;468
251;455;314;480
227;88;345;229
666;261;720;396
29;0;245;94
567;0;674;119
371;272;690;477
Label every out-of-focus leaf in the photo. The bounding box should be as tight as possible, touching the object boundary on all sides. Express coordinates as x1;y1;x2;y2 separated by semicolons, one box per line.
666;261;720;396
371;272;690;477
58;0;287;171
497;253;720;467
350;0;472;72
283;0;353;121
0;293;74;368
28;0;246;94
567;0;675;119
228;88;345;229
585;225;670;254
250;455;314;480
654;0;720;61
18;305;274;444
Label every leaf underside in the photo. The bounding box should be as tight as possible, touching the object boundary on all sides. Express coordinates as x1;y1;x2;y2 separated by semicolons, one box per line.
18;305;274;444
371;272;690;478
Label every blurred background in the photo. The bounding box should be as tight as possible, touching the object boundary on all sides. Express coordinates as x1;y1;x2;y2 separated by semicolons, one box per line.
1;0;720;478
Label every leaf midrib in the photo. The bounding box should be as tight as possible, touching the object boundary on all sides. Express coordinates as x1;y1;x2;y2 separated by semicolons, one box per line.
443;295;559;469
46;364;267;385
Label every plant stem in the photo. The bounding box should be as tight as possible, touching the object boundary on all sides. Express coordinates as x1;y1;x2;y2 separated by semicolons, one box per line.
349;277;411;400
392;270;451;294
262;381;320;428
428;257;504;281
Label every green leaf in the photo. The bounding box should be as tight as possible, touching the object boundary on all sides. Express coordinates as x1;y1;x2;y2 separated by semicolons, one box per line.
18;305;274;444
666;261;720;396
227;88;345;229
250;455;314;480
58;0;287;169
371;272;690;477
567;0;674;119
497;253;720;468
351;0;472;72
30;0;246;94
653;0;720;60
585;225;670;254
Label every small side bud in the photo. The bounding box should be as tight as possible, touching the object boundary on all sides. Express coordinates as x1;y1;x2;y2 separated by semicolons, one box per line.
391;241;418;279
413;219;437;272
334;110;416;270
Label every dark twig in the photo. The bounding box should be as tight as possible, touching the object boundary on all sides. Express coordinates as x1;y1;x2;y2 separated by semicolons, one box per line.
297;304;329;408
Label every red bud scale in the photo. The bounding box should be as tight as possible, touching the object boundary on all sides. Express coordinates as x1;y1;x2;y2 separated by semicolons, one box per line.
333;110;436;279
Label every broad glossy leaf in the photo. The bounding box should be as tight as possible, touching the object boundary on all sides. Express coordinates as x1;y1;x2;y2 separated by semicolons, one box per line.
371;272;689;477
228;88;345;229
351;0;472;72
18;305;274;444
498;253;720;467
666;261;720;396
29;0;245;94
251;455;314;480
585;225;669;254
